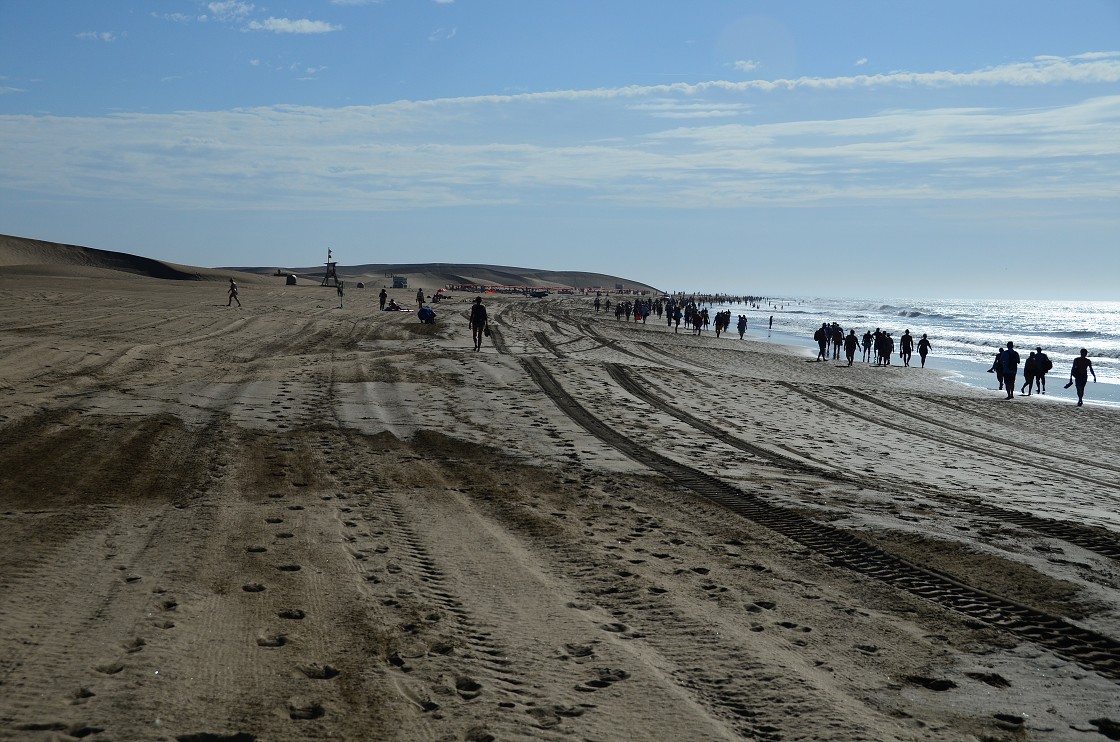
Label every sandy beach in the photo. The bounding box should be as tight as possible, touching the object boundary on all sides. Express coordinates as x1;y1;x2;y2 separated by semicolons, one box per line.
2;256;1120;741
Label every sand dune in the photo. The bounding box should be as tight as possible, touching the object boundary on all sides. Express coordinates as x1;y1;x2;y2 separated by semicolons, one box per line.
1;257;1119;741
1;234;658;294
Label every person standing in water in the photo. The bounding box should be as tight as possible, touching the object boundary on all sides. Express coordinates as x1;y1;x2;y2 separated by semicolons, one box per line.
1067;348;1096;406
917;334;932;368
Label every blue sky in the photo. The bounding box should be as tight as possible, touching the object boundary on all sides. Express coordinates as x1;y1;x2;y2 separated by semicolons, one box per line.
1;1;1118;298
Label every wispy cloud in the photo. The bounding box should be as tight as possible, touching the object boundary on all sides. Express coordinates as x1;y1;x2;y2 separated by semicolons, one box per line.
0;86;24;96
428;27;457;42
733;60;759;73
629;100;752;119
1;55;1117;213
207;1;254;21
855;58;868;66
76;31;120;43
247;18;342;34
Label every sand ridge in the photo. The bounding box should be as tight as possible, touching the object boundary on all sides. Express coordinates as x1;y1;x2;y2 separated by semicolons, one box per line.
1;269;1120;741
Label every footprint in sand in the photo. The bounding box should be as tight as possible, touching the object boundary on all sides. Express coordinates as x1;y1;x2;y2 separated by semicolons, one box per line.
298;663;340;680
455;676;482;699
287;698;326;720
256;633;287;648
562;643;594;659
278;609;305;620
276;564;301;572
575;668;630;692
242;583;266;593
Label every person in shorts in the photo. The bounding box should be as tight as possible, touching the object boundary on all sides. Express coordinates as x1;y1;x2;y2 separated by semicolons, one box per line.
1068;348;1096;406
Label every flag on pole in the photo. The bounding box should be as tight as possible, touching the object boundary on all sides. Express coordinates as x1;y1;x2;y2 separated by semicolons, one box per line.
328;247;333;261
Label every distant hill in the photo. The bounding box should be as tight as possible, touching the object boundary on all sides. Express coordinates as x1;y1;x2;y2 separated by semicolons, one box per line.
0;234;249;282
1;234;661;293
231;262;660;293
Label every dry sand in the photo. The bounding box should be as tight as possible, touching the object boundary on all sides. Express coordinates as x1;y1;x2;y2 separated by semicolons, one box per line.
2;260;1120;742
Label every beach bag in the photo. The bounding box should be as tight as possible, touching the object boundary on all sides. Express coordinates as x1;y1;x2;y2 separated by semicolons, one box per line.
483;325;491;337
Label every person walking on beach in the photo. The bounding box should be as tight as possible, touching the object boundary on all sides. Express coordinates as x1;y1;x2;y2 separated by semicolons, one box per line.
862;331;873;363
917;334;932;368
1001;341;1021;399
844;329;860;366
988;347;1005;390
1020;352;1038;396
737;314;747;340
416;288;425;310
469;297;488;351
1034;347;1052;393
814;323;828;361
1067;348;1096;406
899;330;914;367
227;278;241;307
379;288;387;311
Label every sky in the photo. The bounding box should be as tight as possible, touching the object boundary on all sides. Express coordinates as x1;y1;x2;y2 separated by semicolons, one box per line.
1;1;1118;299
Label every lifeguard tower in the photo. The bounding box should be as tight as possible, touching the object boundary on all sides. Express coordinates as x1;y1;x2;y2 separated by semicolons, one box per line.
321;247;340;287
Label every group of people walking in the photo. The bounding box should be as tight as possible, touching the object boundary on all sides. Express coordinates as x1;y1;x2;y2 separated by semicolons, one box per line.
990;343;1096;405
814;324;932;368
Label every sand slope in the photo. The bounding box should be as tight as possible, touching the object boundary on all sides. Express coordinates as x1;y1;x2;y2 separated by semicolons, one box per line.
1;234;661;293
1;269;1119;741
232;262;661;293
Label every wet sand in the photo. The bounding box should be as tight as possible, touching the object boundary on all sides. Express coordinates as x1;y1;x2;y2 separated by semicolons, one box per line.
2;271;1119;741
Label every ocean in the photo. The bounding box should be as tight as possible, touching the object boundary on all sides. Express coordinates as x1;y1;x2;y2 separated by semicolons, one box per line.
711;297;1120;407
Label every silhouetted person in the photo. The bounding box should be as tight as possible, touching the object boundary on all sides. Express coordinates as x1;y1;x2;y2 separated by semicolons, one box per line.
917;334;932;368
1033;347;1051;393
989;348;1005;390
1001;342;1020;399
227;278;241;307
843;329;859;366
469;297;488;351
379;288;387;310
1021;352;1037;396
814;323;828;361
899;330;914;367
1067;348;1096;406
